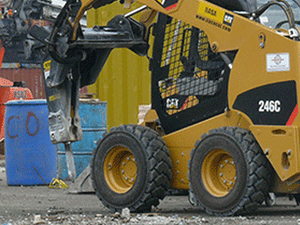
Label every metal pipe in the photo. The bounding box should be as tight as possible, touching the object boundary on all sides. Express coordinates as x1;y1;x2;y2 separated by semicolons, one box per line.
124;5;148;18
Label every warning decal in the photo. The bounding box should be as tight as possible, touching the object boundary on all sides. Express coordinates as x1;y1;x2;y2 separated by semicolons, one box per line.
196;2;234;32
43;60;51;79
155;0;179;11
266;53;290;72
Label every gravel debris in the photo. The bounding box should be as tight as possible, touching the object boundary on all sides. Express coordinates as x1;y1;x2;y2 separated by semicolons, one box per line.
2;210;300;225
2;213;209;225
121;208;130;219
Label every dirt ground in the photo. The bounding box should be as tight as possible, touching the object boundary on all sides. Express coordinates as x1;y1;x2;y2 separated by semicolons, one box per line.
2;160;300;224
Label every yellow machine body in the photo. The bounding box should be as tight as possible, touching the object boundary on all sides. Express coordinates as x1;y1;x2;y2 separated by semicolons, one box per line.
130;0;300;192
42;0;300;215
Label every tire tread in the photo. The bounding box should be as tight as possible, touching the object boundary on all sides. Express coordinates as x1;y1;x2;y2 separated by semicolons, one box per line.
188;127;272;216
91;124;172;213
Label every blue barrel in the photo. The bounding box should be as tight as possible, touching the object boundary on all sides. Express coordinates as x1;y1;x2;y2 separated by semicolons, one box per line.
57;101;107;180
5;100;57;185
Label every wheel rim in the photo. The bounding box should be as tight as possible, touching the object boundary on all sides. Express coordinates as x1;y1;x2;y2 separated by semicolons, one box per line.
104;146;137;194
201;149;236;197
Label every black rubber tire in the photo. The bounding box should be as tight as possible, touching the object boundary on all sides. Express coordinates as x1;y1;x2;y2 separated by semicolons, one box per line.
91;124;172;213
293;194;300;206
188;127;272;216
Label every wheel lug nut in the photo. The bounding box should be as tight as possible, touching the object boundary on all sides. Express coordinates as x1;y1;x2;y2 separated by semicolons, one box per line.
127;157;130;160
125;177;128;180
223;180;227;184
121;170;125;174
122;162;125;165
131;178;134;181
234;176;237;180
220;164;224;168
219;173;223;177
225;159;229;163
231;161;234;165
230;181;233;185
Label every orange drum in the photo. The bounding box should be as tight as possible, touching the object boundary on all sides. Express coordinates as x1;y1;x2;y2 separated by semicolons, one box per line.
0;77;33;143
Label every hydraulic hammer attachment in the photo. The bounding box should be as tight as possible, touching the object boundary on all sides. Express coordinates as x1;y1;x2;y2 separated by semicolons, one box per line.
40;53;84;181
31;13;148;144
29;1;148;181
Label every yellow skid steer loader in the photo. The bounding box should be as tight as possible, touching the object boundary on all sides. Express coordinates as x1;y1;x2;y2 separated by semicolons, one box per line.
29;0;300;216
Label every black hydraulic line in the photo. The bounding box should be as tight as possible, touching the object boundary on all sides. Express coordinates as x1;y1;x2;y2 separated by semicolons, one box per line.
46;0;85;64
254;1;295;28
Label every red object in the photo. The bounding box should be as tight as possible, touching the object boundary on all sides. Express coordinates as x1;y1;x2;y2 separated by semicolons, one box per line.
0;77;13;86
286;104;298;126
7;9;13;16
165;3;178;11
0;68;46;99
0;77;33;142
0;42;4;69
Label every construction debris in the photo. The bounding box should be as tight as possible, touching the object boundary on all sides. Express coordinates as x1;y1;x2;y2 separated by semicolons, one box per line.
48;178;69;189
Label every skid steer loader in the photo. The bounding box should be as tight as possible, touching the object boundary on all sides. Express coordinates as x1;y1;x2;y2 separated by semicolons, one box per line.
29;0;300;216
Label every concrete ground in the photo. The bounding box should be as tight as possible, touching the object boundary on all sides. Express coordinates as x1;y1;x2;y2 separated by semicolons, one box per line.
2;159;300;224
